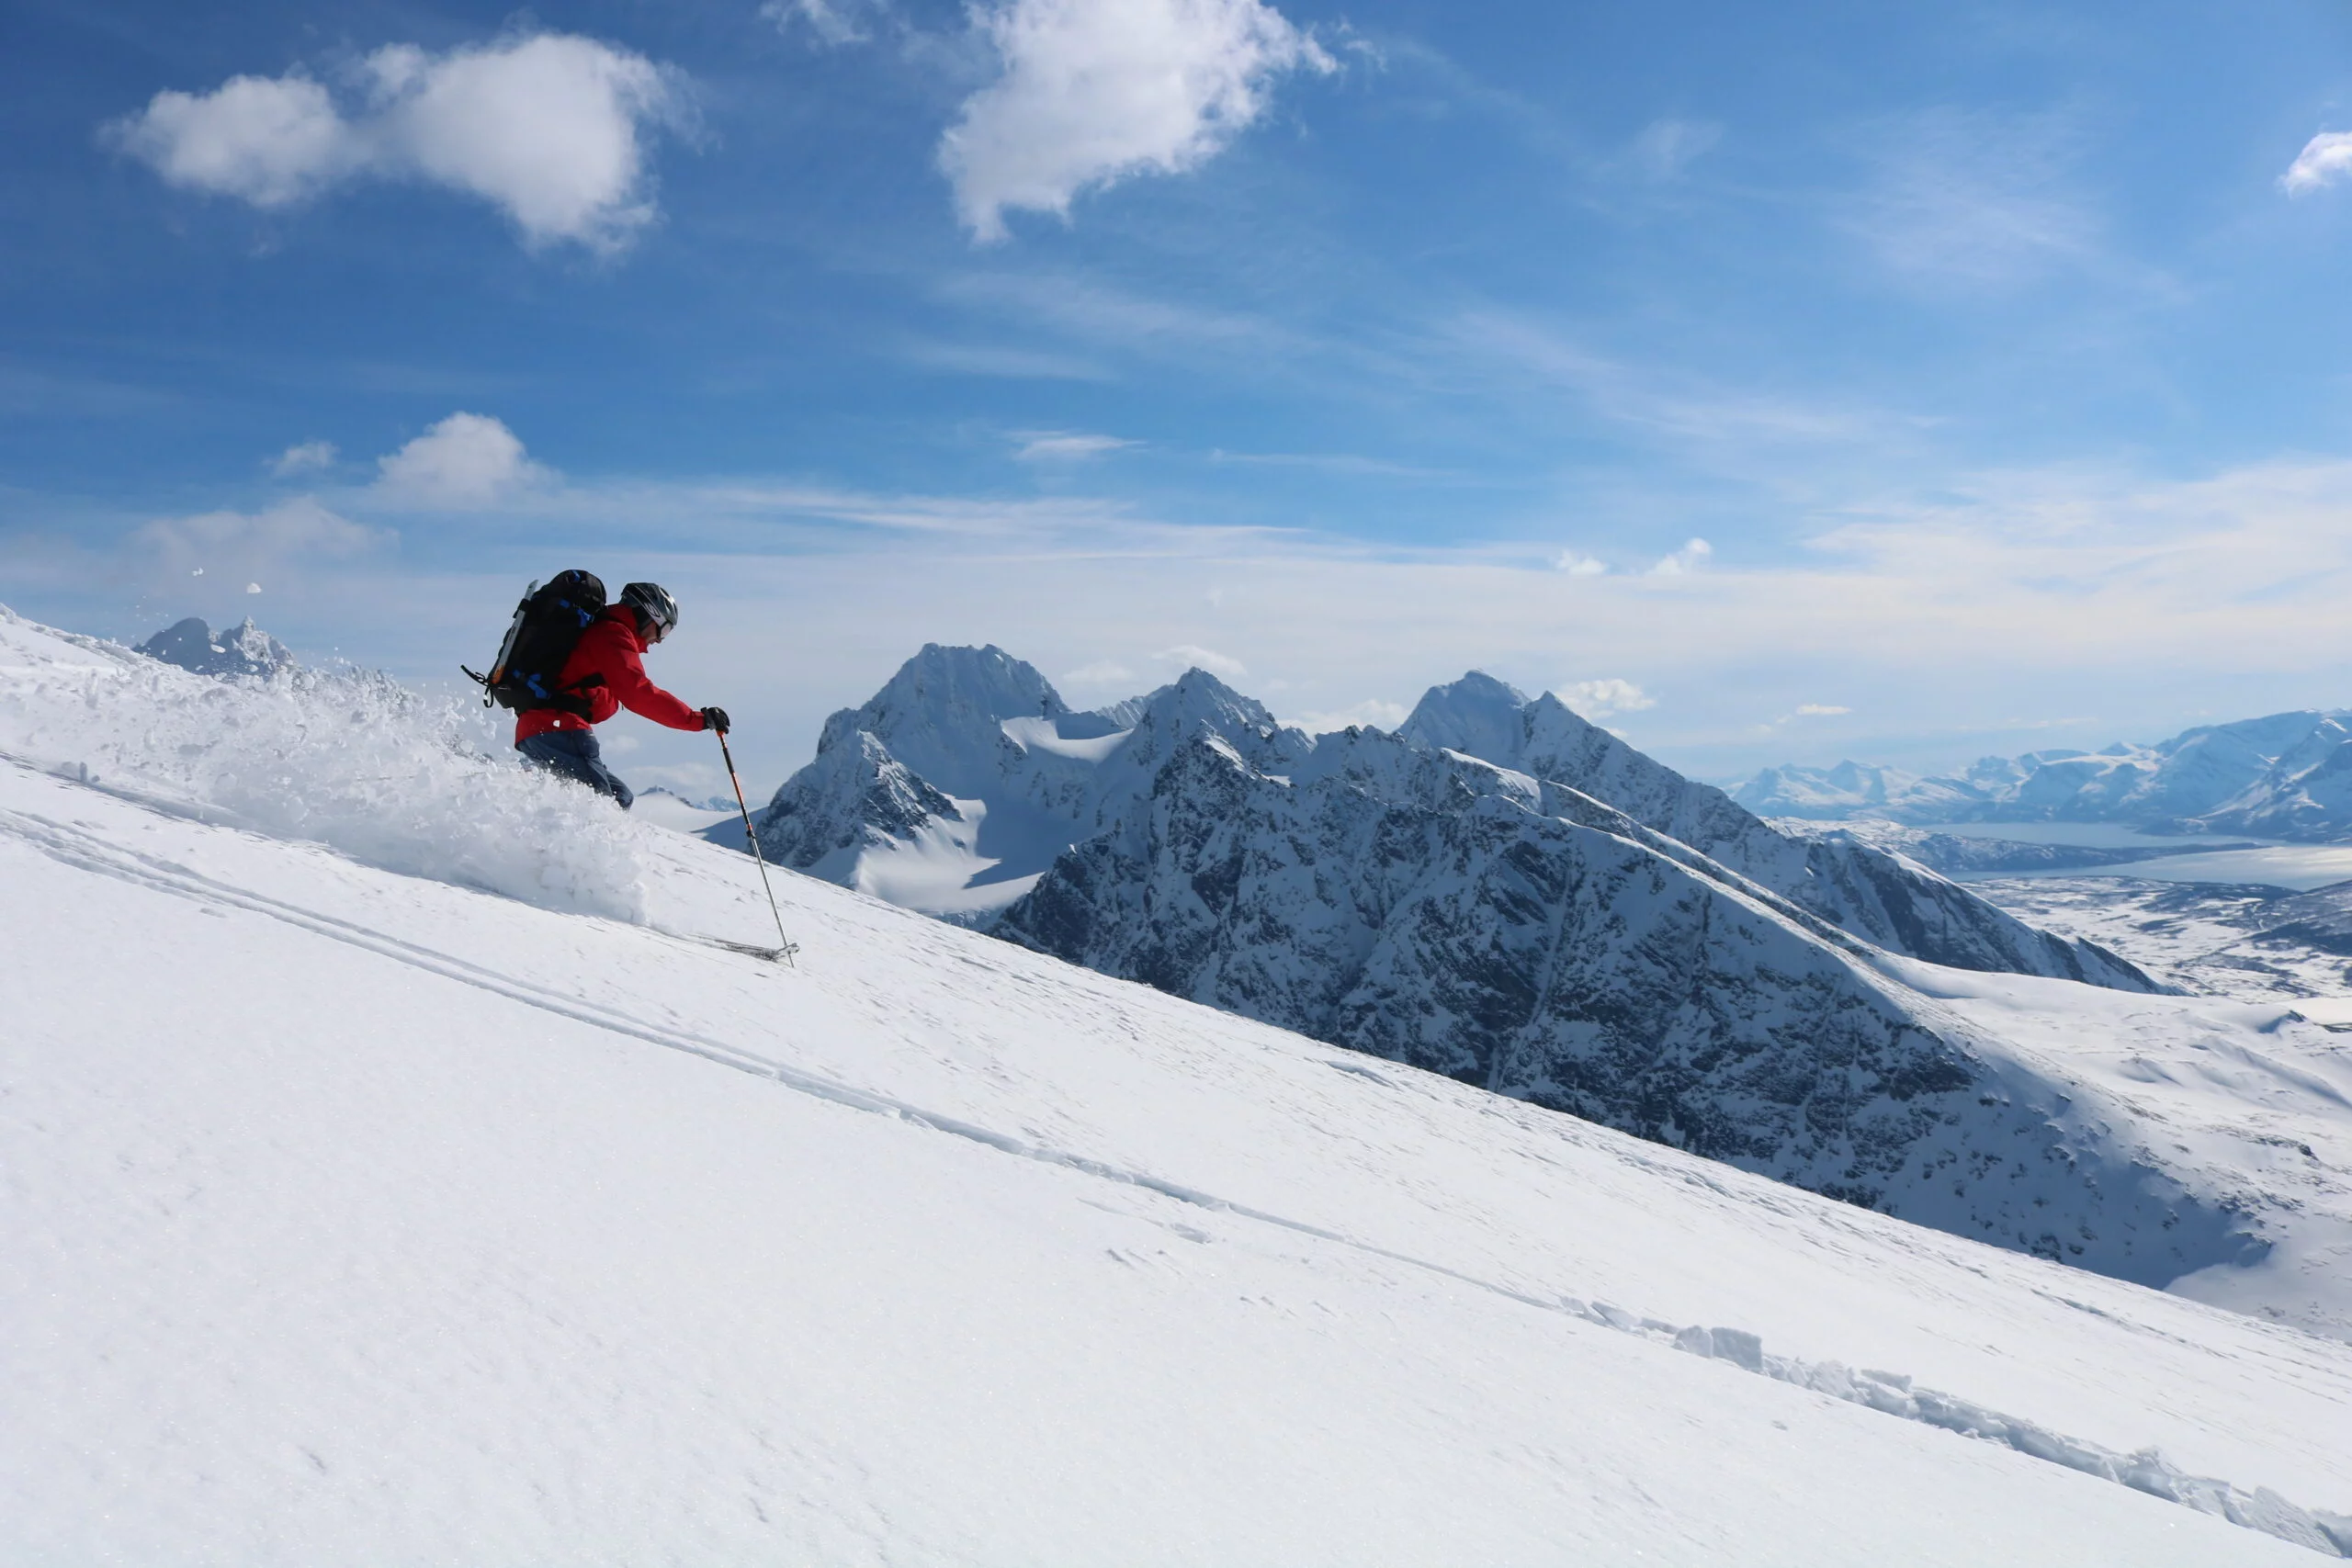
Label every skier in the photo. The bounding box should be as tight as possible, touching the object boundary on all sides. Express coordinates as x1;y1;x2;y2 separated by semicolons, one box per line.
512;581;728;809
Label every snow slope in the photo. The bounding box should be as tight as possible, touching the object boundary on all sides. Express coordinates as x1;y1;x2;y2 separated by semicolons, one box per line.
6;605;2352;1562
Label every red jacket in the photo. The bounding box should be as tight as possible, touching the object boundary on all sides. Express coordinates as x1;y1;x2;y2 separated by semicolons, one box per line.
514;606;706;745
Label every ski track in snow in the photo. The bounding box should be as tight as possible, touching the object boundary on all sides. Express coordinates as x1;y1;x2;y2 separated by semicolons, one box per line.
4;770;2346;1557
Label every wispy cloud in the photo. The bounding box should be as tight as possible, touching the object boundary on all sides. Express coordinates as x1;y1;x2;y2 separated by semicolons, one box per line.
1559;678;1655;717
1838;107;2102;291
1453;312;1910;453
1288;696;1409;734
1156;642;1250;679
269;439;337;478
942;270;1283;354
897;338;1113;381
1625;118;1722;183
761;0;889;47
1013;430;1136;461
1060;659;1138;690
126;496;389;620
1650;538;1713;575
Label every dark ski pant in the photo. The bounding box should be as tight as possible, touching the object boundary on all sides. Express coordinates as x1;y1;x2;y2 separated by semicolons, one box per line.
517;729;634;809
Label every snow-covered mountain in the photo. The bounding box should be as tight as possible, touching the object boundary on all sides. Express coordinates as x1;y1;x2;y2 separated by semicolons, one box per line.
743;650;2352;1310
991;717;2348;1317
4;603;2350;1563
763;651;2141;985
1738;710;2352;840
753;644;1306;916
1397;674;2143;987
134;615;295;678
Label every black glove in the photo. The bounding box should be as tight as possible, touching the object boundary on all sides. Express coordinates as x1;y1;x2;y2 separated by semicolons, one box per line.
701;706;730;735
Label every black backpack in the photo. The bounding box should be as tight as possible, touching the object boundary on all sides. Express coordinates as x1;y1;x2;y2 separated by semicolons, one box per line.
464;570;608;716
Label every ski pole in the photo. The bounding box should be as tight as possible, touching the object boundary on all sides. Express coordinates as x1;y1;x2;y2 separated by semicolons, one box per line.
717;727;797;967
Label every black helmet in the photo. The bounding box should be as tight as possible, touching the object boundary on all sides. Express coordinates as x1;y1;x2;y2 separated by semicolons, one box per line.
619;581;679;641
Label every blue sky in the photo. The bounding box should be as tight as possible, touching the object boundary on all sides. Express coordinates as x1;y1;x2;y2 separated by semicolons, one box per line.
7;0;2352;796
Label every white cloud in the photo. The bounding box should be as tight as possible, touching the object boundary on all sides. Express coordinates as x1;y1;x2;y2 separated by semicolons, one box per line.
1651;537;1713;575
1793;703;1849;716
102;73;355;208
762;0;887;46
1553;549;1607;576
374;412;552;507
269;439;337;477
2282;132;2352;196
1156;642;1250;679
1014;430;1136;461
939;0;1334;242
1558;678;1655;717
104;33;689;251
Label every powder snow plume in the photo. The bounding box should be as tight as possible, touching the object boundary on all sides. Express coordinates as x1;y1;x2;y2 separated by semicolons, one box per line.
0;605;648;920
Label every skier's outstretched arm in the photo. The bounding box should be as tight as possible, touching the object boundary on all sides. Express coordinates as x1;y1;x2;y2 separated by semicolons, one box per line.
605;638;708;732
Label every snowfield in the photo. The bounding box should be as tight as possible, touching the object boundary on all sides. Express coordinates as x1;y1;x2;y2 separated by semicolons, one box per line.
4;606;2351;1563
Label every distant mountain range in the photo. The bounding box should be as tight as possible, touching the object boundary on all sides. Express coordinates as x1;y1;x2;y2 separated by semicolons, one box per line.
1736;710;2352;841
727;649;2352;1299
134;616;295;679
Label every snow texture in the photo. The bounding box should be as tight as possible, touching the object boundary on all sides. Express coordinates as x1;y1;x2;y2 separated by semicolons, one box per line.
0;604;646;919
2;604;2349;1562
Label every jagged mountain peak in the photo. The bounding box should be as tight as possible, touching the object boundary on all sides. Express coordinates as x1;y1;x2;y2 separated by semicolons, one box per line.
1398;670;1537;761
1117;668;1309;781
134;615;295;679
874;643;1070;726
769;641;2149;988
1136;667;1283;734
